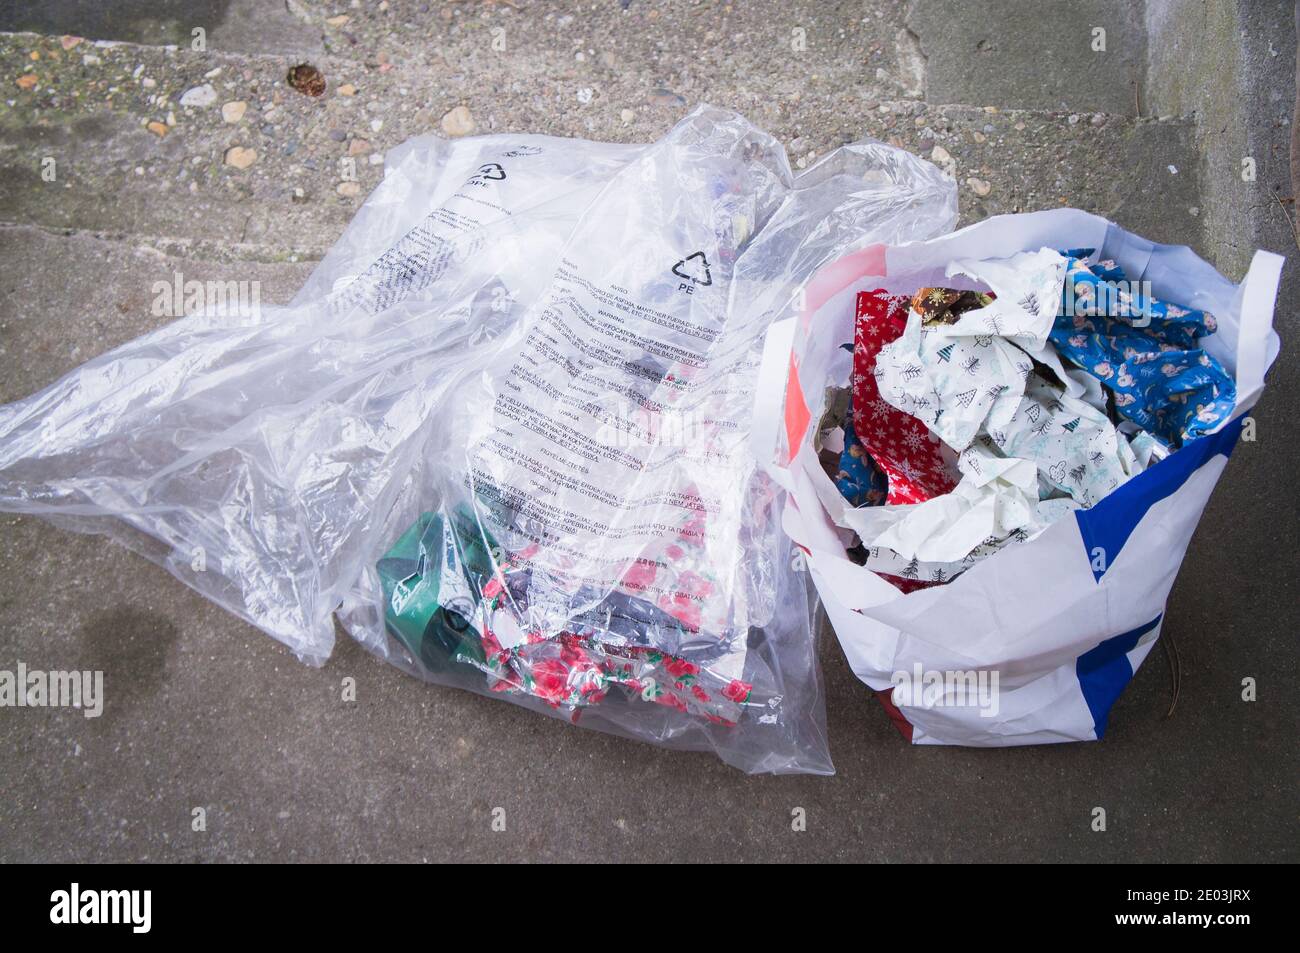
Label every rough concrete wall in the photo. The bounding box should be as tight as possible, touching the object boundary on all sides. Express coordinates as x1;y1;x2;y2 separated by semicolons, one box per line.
1145;0;1296;284
903;0;1205;251
908;0;1147;112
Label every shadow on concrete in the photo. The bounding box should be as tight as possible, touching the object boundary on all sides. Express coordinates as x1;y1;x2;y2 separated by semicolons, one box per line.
71;606;179;716
0;0;321;55
0;0;234;47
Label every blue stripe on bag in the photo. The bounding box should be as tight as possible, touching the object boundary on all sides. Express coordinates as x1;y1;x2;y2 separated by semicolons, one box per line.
1076;613;1163;738
1075;415;1244;583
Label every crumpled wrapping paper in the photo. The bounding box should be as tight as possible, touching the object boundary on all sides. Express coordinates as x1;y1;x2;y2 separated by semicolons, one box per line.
1051;253;1236;446
850;289;961;505
851;249;1147;564
378;506;755;724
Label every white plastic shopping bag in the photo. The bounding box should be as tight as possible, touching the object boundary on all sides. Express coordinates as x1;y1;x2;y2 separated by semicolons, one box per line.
752;209;1283;745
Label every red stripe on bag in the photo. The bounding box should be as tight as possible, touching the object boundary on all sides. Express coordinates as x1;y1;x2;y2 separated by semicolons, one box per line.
874;687;915;742
783;356;811;465
784;243;888;465
802;243;888;317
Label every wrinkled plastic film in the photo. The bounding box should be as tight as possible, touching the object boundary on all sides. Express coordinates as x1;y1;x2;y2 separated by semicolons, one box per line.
0;106;956;773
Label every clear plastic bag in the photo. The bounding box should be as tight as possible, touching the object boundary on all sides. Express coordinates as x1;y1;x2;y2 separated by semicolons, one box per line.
0;106;956;773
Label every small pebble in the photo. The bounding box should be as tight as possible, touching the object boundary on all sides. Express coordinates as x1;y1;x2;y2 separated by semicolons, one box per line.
224;146;257;169
179;84;217;108
222;100;247;123
440;105;475;136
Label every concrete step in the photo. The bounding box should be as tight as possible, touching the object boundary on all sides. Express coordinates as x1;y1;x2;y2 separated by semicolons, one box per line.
0;11;919;262
0;224;313;402
0;0;323;57
0;0;1147;120
0;30;1203;266
0;0;924;104
906;0;1147;114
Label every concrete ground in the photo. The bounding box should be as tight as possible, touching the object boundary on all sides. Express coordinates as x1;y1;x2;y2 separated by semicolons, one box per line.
0;0;1295;862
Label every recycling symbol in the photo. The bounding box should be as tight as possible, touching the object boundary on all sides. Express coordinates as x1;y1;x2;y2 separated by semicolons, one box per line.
671;251;712;286
468;163;506;185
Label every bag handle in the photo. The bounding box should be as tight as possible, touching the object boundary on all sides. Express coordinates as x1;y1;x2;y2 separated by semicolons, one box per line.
750;317;797;491
1231;249;1284;415
750;245;890;492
